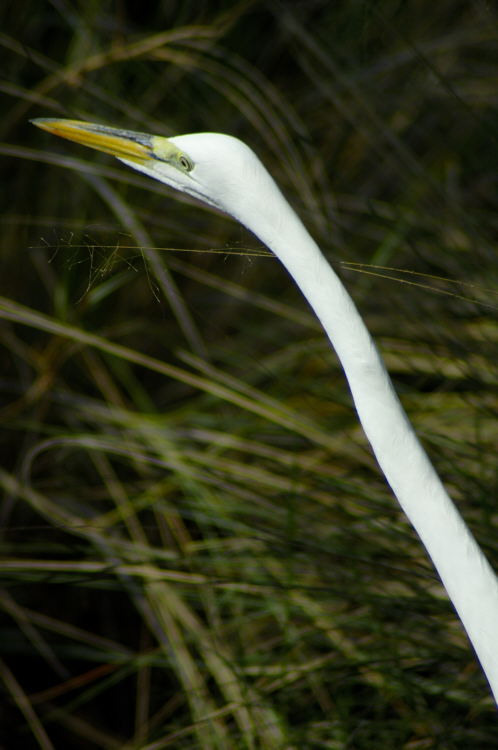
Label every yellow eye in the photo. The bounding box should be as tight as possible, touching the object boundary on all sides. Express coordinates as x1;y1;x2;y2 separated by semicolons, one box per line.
151;136;194;172
179;154;194;172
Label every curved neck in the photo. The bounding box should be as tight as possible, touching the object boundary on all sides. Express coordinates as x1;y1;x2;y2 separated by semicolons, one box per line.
237;185;498;703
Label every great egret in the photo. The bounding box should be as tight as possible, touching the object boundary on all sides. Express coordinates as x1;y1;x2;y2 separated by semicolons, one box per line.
32;117;498;703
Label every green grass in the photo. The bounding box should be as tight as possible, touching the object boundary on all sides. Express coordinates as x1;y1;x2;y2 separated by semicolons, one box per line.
1;2;497;747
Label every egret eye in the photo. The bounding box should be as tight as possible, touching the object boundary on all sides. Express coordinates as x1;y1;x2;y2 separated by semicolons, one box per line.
178;154;194;172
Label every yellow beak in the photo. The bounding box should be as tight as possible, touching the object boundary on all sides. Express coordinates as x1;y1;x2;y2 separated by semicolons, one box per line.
31;117;195;173
31;118;154;164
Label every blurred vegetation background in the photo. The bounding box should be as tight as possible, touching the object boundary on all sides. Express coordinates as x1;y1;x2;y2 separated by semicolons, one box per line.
1;1;498;748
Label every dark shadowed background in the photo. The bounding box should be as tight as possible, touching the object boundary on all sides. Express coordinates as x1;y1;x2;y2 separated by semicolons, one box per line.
1;2;497;747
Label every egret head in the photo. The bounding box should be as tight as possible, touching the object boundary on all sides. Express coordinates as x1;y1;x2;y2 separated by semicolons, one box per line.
31;119;274;230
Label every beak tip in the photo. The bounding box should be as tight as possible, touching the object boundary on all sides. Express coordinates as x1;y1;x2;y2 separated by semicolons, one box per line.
31;117;57;131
